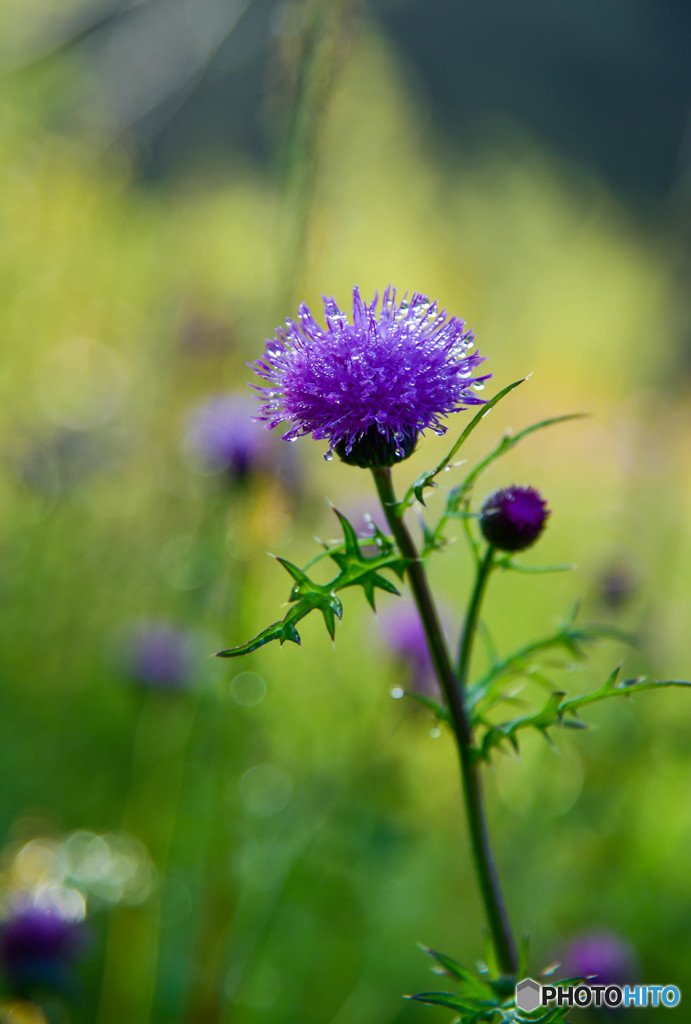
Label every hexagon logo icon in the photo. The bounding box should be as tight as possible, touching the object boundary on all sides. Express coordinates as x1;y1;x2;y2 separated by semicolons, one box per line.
515;978;541;1013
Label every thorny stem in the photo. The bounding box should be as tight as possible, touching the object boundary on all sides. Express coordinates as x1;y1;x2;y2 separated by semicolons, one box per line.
371;467;518;977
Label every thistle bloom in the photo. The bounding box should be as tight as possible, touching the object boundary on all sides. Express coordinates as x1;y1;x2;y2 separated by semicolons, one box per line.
0;904;86;995
251;287;490;467
479;485;549;552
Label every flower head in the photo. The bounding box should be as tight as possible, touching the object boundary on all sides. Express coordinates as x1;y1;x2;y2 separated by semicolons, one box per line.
251;287;489;466
0;903;86;995
125;623;193;690
479;485;549;552
185;395;272;482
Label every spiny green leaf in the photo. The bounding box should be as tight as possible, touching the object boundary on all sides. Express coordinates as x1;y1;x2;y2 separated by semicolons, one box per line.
560;666;691;718
218;508;408;655
401;378;528;510
468;621;637;715
276;557;326;597
474;668;691;760
330;504;362;558
216;613;302;657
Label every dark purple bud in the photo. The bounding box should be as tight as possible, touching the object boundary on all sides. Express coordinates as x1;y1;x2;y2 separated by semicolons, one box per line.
126;623;193;690
479;485;549;552
0;904;87;996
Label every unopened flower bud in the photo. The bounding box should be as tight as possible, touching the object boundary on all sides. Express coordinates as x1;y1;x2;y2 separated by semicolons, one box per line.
479;485;549;552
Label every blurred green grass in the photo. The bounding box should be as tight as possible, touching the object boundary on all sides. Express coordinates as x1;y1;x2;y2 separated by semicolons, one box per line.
1;15;690;1024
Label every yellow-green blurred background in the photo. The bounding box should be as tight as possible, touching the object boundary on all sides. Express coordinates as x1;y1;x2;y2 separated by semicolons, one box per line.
1;0;691;1021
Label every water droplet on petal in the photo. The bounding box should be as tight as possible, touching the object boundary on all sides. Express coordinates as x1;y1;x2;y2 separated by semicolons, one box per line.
324;450;334;462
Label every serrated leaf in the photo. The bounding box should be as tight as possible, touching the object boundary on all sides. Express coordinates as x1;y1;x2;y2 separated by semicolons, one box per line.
216;615;302;657
218;509;409;655
474;667;691;760
467;620;637;716
330;504;362;558
559;667;691;718
276;557;329;602
401;378;528;510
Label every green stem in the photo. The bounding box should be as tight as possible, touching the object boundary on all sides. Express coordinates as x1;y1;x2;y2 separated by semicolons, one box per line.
458;546;495;684
371;467;517;976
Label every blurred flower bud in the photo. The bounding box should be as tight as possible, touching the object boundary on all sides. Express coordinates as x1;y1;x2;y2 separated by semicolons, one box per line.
597;564;637;611
0;903;87;997
184;395;272;484
479;485;549;552
125;623;193;690
379;603;443;698
560;930;638;987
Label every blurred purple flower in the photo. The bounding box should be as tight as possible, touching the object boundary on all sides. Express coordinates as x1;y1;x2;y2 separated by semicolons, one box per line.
0;904;86;996
379;603;442;697
251;286;489;466
185;394;272;482
125;623;193;690
561;930;638;986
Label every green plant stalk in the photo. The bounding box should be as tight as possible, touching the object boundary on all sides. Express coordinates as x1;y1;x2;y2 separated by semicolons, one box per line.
371;467;518;976
458;546;495;684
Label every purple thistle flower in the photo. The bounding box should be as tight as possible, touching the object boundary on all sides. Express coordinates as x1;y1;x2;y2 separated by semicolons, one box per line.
0;904;86;995
185;394;272;482
250;286;490;467
560;931;638;987
479;485;549;552
125;623;193;690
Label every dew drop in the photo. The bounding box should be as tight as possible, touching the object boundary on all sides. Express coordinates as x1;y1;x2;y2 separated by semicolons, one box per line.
324;450;334;462
390;686;405;700
472;382;485;391
430;727;442;739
